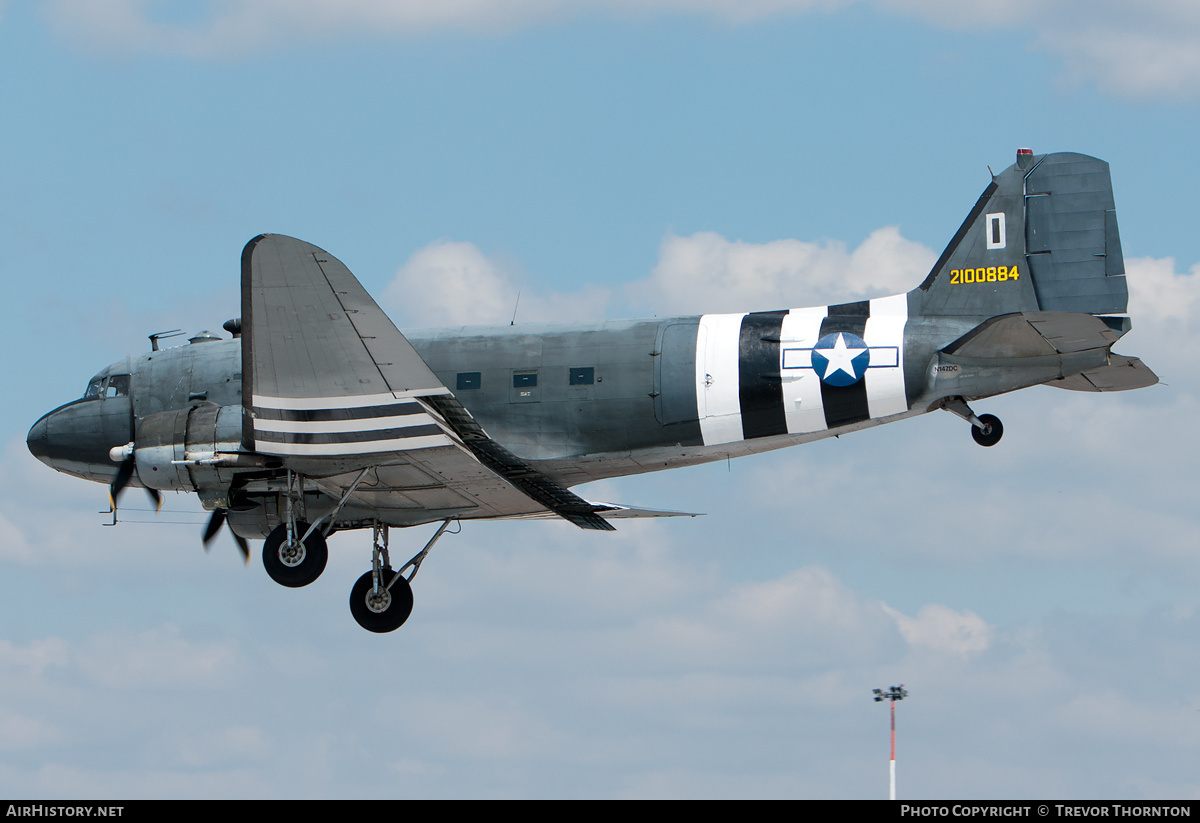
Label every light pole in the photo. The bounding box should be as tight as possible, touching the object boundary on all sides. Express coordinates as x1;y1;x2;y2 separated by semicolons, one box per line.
873;685;908;800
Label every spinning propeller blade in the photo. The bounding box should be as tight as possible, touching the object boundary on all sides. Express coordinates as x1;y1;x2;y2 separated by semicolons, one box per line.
109;456;135;510
203;508;251;564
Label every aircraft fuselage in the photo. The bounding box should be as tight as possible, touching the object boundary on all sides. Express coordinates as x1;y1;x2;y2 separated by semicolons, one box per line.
28;298;1023;494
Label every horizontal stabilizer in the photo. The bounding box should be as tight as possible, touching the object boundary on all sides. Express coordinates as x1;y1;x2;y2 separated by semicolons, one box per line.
1048;355;1159;392
944;311;1126;359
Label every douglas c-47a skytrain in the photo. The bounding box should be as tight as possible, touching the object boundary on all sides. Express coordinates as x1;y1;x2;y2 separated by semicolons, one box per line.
27;150;1157;632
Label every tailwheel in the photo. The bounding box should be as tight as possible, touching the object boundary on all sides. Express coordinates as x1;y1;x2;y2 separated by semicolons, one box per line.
971;413;1004;447
262;521;328;588
350;568;414;633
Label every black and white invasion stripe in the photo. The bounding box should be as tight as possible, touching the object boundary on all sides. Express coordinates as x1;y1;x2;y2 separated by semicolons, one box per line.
696;293;909;446
250;392;455;456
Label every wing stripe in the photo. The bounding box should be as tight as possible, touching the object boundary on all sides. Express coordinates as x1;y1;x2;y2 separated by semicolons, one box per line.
253;424;445;446
253;391;446;410
253;414;436;434
252;402;425;422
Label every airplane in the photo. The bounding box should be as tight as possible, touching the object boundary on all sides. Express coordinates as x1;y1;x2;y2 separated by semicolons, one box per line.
26;149;1158;633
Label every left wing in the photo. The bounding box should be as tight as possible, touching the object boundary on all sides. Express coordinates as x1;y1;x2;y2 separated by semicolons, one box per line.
241;234;617;530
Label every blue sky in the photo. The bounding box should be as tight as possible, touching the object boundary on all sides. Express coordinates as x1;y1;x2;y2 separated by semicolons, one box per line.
2;0;1199;799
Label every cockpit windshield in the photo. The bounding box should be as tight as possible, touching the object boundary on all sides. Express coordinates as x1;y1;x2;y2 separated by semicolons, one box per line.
82;374;130;400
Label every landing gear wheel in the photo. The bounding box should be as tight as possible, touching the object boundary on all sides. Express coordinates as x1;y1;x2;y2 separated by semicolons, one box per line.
262;522;328;588
971;413;1004;447
349;568;414;633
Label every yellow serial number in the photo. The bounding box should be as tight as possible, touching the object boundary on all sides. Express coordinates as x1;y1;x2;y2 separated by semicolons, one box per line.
949;266;1020;284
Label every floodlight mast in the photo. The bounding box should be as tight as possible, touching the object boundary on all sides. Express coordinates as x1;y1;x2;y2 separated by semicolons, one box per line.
873;685;908;800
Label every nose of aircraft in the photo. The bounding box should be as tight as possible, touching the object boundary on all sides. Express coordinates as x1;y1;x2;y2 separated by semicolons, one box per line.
26;412;51;463
26;398;134;483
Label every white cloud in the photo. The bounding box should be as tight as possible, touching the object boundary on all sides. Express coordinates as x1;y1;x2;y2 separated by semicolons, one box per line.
630;227;935;315
1125;256;1200;326
171;725;271;767
0;709;58;751
76;625;240;690
39;0;1200;98
0;512;34;564
883;602;993;655
384;239;610;327
0;638;69;677
884;0;1200;99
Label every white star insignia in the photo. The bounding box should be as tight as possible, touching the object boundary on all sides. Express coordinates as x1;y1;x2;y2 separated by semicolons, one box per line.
820;333;867;380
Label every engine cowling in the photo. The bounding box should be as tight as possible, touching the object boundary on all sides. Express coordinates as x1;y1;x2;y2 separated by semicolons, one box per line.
130;404;264;492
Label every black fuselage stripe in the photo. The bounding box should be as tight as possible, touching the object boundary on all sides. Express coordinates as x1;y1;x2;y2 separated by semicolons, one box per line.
819;311;871;429
253;424;444;445
252;402;424;422
739;311;788;440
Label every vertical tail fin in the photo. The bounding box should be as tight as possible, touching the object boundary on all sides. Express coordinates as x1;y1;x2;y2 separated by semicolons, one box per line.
911;151;1128;317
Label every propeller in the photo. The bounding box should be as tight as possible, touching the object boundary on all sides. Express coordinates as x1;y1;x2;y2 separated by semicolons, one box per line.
202;507;250;563
108;445;163;514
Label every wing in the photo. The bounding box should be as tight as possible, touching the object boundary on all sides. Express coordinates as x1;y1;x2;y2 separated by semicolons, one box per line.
240;234;616;530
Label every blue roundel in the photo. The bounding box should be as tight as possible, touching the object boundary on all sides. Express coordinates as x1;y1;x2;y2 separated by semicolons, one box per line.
811;332;870;387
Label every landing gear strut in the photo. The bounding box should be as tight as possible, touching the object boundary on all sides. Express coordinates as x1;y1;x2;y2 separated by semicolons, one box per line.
350;520;454;633
941;397;1004;448
262;469;328;587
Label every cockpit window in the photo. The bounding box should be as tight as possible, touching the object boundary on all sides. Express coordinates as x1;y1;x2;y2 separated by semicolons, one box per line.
105;375;130;398
82;374;129;400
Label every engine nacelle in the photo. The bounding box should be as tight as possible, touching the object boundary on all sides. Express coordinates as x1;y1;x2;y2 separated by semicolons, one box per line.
133;404;260;492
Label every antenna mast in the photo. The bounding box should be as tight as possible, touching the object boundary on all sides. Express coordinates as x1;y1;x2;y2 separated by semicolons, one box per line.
873;684;908;800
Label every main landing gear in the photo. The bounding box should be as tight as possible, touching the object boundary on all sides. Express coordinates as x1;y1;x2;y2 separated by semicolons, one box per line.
259;469;458;632
350;520;455;633
263;520;328;587
940;397;1004;448
261;469;331;588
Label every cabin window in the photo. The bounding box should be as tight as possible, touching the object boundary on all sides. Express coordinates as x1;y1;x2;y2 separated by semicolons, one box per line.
569;367;594;386
512;371;538;388
457;372;481;391
84;378;104;400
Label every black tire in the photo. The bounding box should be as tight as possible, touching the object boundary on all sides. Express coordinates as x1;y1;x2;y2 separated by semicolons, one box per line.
262;522;328;588
971;413;1004;447
349;568;414;633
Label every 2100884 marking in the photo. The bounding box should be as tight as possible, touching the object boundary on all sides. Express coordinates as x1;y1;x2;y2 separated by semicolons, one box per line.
950;266;1021;285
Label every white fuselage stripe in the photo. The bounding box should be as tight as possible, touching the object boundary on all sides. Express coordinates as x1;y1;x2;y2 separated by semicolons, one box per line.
863;294;909;419
780;305;829;434
696;312;747;446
